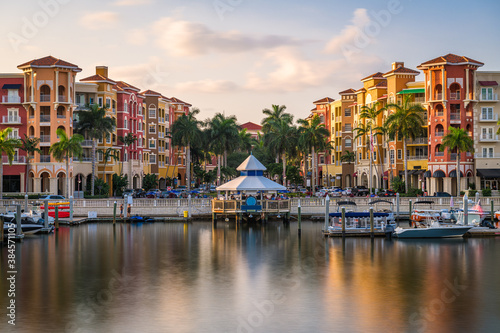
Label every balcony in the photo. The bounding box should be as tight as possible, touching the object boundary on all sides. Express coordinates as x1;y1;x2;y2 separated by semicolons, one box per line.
450;92;461;100
58;96;67;103
435;152;445;156
480;134;500;142
40;135;51;146
450;113;460;121
480;114;498;122
40;95;51;102
435;111;444;117
2;156;26;164
435;132;444;137
408;155;428;160
479;94;498;102
57;114;66;119
406;137;427;145
40;115;51;123
2;96;21;103
73;156;93;162
40;155;51;163
435;93;442;100
2;116;22;124
81;140;93;147
475;153;500;158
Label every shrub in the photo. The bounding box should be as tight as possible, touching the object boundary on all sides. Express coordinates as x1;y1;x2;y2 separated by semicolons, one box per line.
468;189;478;197
482;188;492;197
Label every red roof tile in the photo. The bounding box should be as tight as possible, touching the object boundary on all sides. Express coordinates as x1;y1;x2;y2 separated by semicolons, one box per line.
18;56;81;71
339;88;356;95
313;97;335;104
383;66;419;76
479;81;498;86
240;122;262;131
80;74;117;84
170;97;192;106
375;81;387;88
140;89;162;96
361;72;385;81
419;53;484;67
117;81;140;91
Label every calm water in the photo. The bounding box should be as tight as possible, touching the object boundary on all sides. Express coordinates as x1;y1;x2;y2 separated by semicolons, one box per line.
2;221;500;333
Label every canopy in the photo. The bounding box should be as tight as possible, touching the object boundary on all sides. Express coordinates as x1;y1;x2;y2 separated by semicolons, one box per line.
433;170;445;178
477;169;500;178
216;175;286;191
2;84;21;89
449;170;464;177
397;88;425;95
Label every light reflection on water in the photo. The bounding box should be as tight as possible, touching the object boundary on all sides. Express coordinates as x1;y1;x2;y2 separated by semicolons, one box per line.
2;221;500;333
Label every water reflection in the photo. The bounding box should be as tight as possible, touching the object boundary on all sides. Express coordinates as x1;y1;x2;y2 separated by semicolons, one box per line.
1;222;500;333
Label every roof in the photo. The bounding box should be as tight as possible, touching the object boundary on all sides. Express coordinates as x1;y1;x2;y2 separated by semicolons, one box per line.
313;97;335;104
237;155;266;171
418;53;484;67
374;81;387;88
361;72;385;81
240;122;262;131
140;89;162;96
170;97;192;107
479;81;498;86
2;84;22;89
18;56;81;71
383;66;419;76
117;81;140;92
397;88;425;95
216;175;286;191
339;88;356;95
80;74;117;84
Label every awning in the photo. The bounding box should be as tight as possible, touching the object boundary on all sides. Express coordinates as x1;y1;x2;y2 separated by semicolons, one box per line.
477;169;500;178
383;171;389;176
397;88;425;95
414;170;426;175
479;81;498;86
449;170;464;177
2;84;21;89
433;170;446;178
424;171;431;178
353;172;358;177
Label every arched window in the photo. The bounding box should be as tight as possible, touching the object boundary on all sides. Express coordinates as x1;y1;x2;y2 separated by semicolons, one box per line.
58;85;66;102
449;83;461;100
435;124;444;137
40;85;50;102
434;104;444;117
434;84;442;100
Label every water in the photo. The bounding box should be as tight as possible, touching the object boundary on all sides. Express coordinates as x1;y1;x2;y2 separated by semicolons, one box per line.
2;221;500;333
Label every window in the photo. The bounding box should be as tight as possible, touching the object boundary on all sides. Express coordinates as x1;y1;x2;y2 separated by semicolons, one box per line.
150;154;156;164
373;151;377;161
149;139;156;149
106;98;111;108
98;97;103;107
481;107;494;120
481;87;494;100
482;127;494;140
149;124;156;134
106;134;111;144
89;97;94;105
124;102;128;113
149;105;156;118
483;147;493;158
397;149;402;159
345;139;352;148
344;108;351;117
390;150;395;164
345;124;352;132
8;128;19;139
320;156;325;164
7;108;19;123
98;150;103;161
124;153;128;162
359;152;362;160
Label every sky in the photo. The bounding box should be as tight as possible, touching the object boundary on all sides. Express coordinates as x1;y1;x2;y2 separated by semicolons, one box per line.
1;0;500;125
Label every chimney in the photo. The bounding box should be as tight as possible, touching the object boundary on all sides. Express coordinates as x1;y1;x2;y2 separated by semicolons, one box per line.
392;62;404;70
96;66;108;77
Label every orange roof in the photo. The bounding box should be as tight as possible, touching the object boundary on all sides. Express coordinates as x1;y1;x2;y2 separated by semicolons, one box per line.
339;88;356;95
117;81;140;92
240;122;262;131
140;89;162;96
361;72;385;81
375;81;387;88
418;53;484;67
160;95;172;102
313;97;335;104
80;74;117;84
383;66;419;76
18;56;81;71
170;97;192;106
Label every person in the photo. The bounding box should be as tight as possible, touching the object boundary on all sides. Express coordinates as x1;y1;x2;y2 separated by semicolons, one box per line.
127;204;131;217
120;204;123;218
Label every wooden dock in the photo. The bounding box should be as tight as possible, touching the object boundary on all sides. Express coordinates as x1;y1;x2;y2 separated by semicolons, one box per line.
323;228;500;238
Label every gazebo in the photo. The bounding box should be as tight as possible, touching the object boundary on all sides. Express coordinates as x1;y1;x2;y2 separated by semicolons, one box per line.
212;155;291;222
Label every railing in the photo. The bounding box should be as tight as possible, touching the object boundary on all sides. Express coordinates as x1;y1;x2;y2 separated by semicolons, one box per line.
40;115;50;122
435;132;444;137
406;137;427;144
450;113;460;120
475;153;500;158
435;93;442;100
450;92;460;100
435;152;445;156
40;135;51;143
73;157;93;162
40;155;51;163
2;116;22;123
2;96;21;103
57;114;66;118
58;96;67;102
81;140;93;147
451;153;457;160
212;199;291;214
408;155;428;160
40;95;51;102
480;114;498;121
480;93;498;101
2;156;26;164
435;111;444;117
480;134;499;141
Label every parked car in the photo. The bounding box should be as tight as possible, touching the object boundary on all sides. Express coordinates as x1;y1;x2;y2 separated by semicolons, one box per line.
433;192;451;197
352;186;369;196
133;189;146;198
378;190;396;197
146;189;161;198
39;195;66;200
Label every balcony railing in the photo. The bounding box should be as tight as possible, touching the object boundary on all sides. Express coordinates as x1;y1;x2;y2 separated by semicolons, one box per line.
480;94;498;101
435;152;445;156
58;96;67;102
450;92;460;100
81;140;93;147
480;114;498;121
480;134;500;141
450;113;460;120
73;157;93;162
40;95;51;102
40;135;51;143
2;96;21;103
435;111;444;117
2;116;22;124
40;115;50;122
408;155;428;160
435;132;444;137
40;155;51;163
2;156;26;164
435;93;442;100
57;114;66;119
475;153;500;158
406;137;427;145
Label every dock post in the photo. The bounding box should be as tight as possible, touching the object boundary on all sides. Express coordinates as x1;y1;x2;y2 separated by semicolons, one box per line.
124;195;128;218
113;201;117;225
491;200;494;225
370;207;374;238
69;196;74;224
396;193;400;226
44;199;49;229
188;194;192;218
54;206;59;230
298;199;301;236
24;194;28;214
475;191;480;204
463;194;468;225
341;207;346;238
0;215;4;244
16;205;22;238
324;195;330;232
409;200;412;227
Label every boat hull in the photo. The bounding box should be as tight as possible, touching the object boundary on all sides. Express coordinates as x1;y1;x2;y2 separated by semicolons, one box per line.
394;226;473;238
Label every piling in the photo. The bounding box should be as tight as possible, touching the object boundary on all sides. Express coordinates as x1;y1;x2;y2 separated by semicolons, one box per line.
113;201;117;225
409;200;412;227
16;205;22;238
370;207;374;239
54;206;59;230
24;194;28;213
69;196;74;223
44;199;49;229
396;192;400;226
341;207;346;238
463;194;468;225
324;195;330;232
298;199;302;236
491;200;494;224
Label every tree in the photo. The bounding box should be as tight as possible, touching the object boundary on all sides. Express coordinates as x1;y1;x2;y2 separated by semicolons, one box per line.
384;95;426;193
19;134;41;194
112;173;128;197
100;147;120;183
172;108;202;191
298;115;330;191
263;117;296;186
49;128;84;197
261;105;293;163
440;127;474;196
0;128;21;199
118;133;137;176
238;128;256;154
340;151;355;165
142;173;158;191
75;104;116;196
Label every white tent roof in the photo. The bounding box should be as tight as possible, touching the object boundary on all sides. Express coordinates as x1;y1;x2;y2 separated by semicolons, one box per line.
237;155;266;171
216;175;286;191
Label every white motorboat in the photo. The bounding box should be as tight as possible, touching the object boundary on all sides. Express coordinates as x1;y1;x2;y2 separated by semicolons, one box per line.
393;221;473;238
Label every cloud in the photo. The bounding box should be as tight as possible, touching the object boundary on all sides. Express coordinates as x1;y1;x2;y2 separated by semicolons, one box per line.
175;80;239;93
151;18;305;56
112;0;152;5
324;8;371;55
79;12;119;30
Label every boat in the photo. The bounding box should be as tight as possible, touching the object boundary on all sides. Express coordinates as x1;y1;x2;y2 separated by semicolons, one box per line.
393;221;473;238
3;216;48;235
368;199;396;224
410;201;441;222
328;211;393;232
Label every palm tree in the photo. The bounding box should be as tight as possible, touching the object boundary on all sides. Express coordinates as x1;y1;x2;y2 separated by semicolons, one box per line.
297;115;330;191
172;108;202;191
0;128;21;199
359;102;384;193
49;128;84;198
262;105;293;162
118;133;137;176
238;128;256;154
440;127;474;196
264;117;296;186
101;147;120;181
340;150;355;165
384;94;426;193
75;104;116;196
354;121;371;191
19;134;41;194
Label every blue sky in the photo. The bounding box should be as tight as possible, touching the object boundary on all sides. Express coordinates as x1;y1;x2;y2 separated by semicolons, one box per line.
1;0;499;123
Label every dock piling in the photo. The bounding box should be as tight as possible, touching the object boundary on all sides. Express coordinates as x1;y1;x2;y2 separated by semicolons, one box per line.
341;207;346;238
44;199;49;229
113;201;117;225
463;194;468;225
370;207;374;238
69;196;74;223
298;199;301;236
324;195;330;232
55;206;59;230
24;194;28;214
491;200;494;224
396;193;400;226
16;205;22;238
